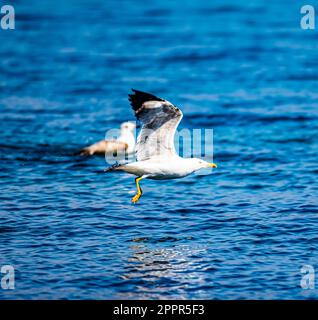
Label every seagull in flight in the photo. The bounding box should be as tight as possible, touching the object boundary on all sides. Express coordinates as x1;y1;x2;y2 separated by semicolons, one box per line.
106;89;217;203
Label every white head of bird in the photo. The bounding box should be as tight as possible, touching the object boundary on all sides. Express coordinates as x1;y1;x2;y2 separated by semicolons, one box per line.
120;121;136;132
185;158;217;172
118;121;136;153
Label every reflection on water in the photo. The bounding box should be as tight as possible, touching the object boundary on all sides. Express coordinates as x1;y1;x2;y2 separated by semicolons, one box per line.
121;240;211;299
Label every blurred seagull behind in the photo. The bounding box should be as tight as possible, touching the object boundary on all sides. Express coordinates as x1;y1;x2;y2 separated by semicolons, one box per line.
80;121;136;156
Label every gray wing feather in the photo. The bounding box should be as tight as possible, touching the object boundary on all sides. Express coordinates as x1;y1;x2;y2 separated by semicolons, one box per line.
135;100;183;161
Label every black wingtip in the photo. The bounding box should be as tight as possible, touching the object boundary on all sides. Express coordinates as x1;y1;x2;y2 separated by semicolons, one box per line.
128;89;164;111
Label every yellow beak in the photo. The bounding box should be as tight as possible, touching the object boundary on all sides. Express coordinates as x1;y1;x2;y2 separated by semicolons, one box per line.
209;163;217;168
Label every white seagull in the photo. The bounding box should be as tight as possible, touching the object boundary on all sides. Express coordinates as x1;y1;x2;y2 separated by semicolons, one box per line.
80;121;136;156
106;89;217;203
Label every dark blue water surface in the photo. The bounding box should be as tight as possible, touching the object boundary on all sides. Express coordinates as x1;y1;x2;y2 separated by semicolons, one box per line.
1;0;318;299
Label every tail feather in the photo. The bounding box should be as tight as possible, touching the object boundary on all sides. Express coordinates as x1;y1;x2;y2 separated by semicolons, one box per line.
104;163;123;172
79;147;93;156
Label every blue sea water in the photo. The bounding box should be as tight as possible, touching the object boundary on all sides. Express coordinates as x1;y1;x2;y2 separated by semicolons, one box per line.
1;0;318;299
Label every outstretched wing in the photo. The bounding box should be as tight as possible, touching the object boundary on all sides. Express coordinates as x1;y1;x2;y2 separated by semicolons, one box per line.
129;89;183;161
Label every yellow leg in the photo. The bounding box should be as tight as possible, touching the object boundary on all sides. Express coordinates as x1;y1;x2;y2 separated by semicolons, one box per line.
131;177;143;203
